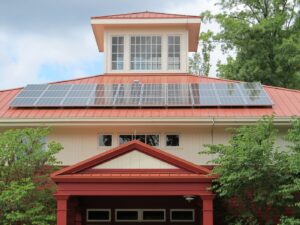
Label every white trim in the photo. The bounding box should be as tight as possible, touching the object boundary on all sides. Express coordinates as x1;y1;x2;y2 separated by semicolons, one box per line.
115;209;166;222
170;209;195;222
86;209;111;222
91;18;201;25
115;209;140;222
105;29;188;73
118;133;160;146
0;117;294;126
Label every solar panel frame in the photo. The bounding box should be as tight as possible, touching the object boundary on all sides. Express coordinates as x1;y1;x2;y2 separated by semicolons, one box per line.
10;82;273;108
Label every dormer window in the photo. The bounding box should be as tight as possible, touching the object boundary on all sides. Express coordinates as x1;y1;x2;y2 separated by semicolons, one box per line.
168;36;181;70
111;36;124;70
130;36;162;70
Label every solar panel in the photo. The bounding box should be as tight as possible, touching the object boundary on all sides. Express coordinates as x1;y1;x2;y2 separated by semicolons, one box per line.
142;84;165;106
167;83;192;106
10;82;273;108
10;98;37;107
215;83;245;106
36;98;63;106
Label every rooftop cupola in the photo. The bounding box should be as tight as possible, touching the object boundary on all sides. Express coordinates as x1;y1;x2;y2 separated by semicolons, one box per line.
91;11;201;74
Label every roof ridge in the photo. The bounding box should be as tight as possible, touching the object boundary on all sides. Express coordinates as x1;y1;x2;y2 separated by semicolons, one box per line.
91;11;201;19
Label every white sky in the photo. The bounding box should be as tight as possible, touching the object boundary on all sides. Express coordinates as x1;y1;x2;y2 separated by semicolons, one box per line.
0;0;224;90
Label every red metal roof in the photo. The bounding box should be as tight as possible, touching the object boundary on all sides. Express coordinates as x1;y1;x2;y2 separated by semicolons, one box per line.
1;73;300;119
91;11;200;19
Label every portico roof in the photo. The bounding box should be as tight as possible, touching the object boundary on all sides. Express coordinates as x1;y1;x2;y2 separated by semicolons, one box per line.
51;140;215;183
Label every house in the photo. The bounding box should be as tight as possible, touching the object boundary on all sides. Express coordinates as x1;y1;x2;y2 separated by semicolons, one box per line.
1;11;300;225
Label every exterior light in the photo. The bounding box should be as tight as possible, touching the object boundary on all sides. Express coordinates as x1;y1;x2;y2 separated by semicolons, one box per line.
184;195;195;203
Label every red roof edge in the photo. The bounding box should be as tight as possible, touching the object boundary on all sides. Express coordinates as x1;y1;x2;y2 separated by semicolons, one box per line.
91;11;201;19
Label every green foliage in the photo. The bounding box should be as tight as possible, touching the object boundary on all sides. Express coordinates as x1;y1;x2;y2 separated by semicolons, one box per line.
199;0;300;89
279;216;300;225
202;116;296;224
278;118;300;223
189;30;215;75
0;127;63;225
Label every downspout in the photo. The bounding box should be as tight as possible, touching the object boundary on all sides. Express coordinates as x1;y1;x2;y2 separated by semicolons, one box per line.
211;117;215;145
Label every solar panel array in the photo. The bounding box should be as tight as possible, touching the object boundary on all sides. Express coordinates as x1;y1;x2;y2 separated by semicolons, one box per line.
10;82;273;108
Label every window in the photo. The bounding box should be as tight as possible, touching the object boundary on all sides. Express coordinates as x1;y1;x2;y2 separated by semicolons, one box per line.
112;36;124;70
99;134;112;147
146;134;159;146
130;36;161;70
119;134;159;146
119;135;133;145
86;209;111;222
142;209;166;222
168;36;180;70
116;209;139;222
170;209;195;222
166;134;180;147
116;209;165;222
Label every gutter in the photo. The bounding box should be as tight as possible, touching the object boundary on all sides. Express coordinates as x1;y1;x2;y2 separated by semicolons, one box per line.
0;116;293;127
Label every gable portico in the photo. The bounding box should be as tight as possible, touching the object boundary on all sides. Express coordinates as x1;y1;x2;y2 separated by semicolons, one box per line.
51;140;216;225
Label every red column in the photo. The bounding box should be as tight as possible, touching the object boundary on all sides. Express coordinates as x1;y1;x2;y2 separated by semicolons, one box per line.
201;195;214;225
75;210;82;225
55;195;69;225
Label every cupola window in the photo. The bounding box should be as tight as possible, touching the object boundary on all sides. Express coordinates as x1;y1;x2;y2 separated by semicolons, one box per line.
168;36;181;70
111;36;124;70
130;36;162;70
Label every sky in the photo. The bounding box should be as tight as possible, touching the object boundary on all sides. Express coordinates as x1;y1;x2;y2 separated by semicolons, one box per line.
0;0;222;90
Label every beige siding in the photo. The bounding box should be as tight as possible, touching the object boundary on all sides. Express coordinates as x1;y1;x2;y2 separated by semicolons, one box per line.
94;150;177;169
45;125;290;166
0;124;290;166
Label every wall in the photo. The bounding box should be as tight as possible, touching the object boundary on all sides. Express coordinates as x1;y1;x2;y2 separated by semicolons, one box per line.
46;124;288;166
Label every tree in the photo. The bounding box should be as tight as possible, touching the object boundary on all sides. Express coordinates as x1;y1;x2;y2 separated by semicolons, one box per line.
202;117;294;224
189;31;215;76
200;0;300;89
278;118;300;224
0;128;63;225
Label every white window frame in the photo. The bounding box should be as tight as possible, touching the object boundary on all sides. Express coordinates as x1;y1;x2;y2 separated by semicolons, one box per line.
115;209;166;222
118;134;134;145
111;36;125;71
129;35;162;71
105;30;188;74
98;134;113;147
115;209;140;222
167;35;182;71
141;209;166;222
170;209;195;222
118;133;160;146
165;133;181;148
86;209;111;222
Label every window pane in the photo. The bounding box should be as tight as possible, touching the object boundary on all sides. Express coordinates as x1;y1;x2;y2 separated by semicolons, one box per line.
87;210;110;221
130;35;162;70
171;210;194;221
168;36;180;70
143;210;165;221
166;135;180;146
135;135;146;143
111;36;124;70
99;135;112;147
119;135;133;144
116;211;139;221
146;134;159;146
